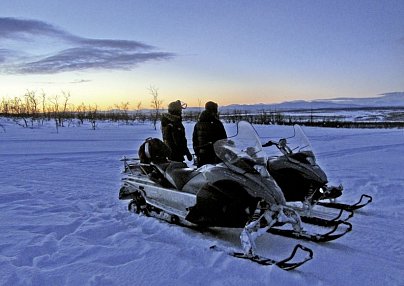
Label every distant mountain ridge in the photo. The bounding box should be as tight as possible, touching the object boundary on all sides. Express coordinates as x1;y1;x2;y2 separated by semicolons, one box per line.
220;92;404;112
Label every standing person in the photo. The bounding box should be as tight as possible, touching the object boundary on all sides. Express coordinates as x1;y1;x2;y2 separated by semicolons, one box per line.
193;101;227;167
161;100;192;162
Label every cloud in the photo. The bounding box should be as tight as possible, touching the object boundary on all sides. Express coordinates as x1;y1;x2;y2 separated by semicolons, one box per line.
0;17;63;39
36;79;92;85
0;49;7;63
70;79;92;84
0;48;20;63
0;17;175;74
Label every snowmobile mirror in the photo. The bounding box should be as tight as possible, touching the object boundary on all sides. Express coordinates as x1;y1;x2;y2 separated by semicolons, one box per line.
279;138;287;148
262;141;273;147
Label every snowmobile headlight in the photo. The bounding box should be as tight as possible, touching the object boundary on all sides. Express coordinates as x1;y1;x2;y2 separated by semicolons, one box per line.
306;157;316;165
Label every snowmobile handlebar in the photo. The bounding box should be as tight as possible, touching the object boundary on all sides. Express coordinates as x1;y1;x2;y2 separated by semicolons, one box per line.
262;139;287;148
262;140;275;147
262;139;292;154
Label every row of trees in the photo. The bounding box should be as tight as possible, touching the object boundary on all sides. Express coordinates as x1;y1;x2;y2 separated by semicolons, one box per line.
1;90;403;131
0;87;206;132
0;90;154;132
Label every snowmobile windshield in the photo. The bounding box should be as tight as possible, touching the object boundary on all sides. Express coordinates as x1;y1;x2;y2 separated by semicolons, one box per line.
265;124;313;154
291;124;312;153
214;121;267;172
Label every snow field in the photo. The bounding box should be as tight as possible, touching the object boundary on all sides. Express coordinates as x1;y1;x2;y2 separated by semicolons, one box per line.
0;119;403;285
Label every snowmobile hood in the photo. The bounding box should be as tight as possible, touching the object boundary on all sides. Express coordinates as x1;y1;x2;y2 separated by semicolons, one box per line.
214;121;286;205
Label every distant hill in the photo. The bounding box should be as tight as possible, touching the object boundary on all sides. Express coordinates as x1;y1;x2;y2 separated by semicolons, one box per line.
219;92;404;112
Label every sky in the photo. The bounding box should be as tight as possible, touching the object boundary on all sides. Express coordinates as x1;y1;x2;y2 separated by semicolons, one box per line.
0;0;403;109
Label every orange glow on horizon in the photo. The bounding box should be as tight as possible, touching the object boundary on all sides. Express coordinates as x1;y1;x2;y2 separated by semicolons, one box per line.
0;87;301;111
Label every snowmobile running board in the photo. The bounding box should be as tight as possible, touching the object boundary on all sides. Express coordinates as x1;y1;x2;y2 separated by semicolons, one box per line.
316;194;373;211
268;221;353;242
210;244;313;271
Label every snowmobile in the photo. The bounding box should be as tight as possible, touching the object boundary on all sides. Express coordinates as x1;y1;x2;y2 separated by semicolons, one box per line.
119;121;351;270
263;124;372;225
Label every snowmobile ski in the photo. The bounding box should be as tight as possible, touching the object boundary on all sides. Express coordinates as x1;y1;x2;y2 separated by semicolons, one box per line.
316;194;373;211
268;221;352;242
210;244;313;270
299;209;354;227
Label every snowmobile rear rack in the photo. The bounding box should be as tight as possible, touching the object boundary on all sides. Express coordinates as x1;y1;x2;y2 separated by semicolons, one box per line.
316;194;373;211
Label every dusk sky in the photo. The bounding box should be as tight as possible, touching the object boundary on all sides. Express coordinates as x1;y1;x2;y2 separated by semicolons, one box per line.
1;0;403;109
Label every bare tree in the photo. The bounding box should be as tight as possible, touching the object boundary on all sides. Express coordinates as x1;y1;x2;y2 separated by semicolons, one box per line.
0;98;6;132
135;101;142;122
76;102;87;125
88;104;98;130
48;94;60;133
149;86;163;130
1;97;10;115
41;90;48;124
24;90;39;128
60;91;71;127
9;97;29;128
115;101;130;123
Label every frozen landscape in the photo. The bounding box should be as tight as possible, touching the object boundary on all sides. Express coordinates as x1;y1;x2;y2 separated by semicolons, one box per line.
0;118;403;286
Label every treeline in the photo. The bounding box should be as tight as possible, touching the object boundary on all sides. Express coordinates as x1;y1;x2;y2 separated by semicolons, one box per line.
1;91;403;130
0;91;154;132
221;110;404;128
300;121;404;129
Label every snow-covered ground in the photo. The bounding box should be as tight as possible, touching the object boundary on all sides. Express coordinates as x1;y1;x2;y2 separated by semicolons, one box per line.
0;118;403;286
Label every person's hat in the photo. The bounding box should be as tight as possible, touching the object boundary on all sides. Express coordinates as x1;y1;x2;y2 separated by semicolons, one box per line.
168;100;182;114
168;100;186;115
205;101;218;113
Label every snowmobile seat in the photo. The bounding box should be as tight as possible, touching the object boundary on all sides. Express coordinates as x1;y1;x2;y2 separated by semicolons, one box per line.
139;162;172;188
163;162;200;190
153;162;171;173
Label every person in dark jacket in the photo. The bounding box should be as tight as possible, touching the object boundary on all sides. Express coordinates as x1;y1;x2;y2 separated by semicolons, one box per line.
192;101;227;167
161;100;192;162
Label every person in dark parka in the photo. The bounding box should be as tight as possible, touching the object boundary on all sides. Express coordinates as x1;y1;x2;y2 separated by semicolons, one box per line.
161;100;192;162
192;101;227;167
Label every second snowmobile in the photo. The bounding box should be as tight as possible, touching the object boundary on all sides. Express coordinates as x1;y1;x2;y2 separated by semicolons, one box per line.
262;124;372;220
